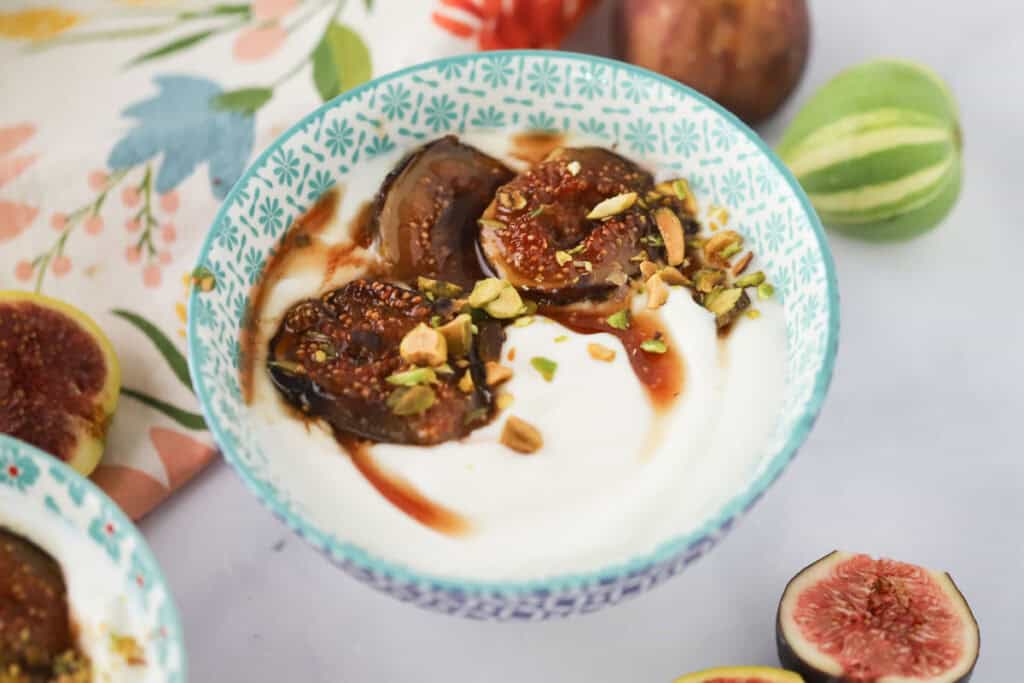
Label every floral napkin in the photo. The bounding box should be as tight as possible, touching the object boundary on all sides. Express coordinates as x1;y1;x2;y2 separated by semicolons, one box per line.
0;0;594;519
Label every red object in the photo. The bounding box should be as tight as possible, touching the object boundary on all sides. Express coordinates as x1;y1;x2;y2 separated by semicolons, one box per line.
432;0;596;50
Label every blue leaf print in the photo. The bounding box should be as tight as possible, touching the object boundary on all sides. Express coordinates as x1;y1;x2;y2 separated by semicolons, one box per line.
470;105;505;128
271;148;300;186
710;117;737;152
380;83;412;121
620;77;651;104
763;212;785;253
526;59;560;97
365;135;396;158
719;168;747;206
0;449;40;492
624;120;657;154
306;169;335;200
89;515;125;561
755;163;776;196
798;249;819;284
437;61;463;79
687;174;708;197
324;118;354;158
424;95;457;133
216;215;240;250
481;55;514;88
258;196;283;235
527;112;557;132
579;116;608;139
669;119;700;156
243;247;264;284
774;263;794;297
108;75;255;199
574;63;606;100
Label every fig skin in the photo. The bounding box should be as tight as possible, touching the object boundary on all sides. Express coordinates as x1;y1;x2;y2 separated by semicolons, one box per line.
616;0;810;124
776;551;980;683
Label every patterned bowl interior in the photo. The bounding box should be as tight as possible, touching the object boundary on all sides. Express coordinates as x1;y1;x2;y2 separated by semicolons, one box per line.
0;434;186;679
188;51;838;614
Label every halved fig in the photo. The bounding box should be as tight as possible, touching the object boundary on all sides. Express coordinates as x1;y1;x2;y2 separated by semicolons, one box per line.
673;666;804;683
372;135;514;288
777;551;980;683
267;279;494;445
0;528;74;671
478;147;658;303
0;291;120;476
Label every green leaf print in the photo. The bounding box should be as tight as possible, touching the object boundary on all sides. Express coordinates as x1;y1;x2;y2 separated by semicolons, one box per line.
121;389;207;431
112;310;193;394
213;87;274;115
126;28;218;67
311;22;372;102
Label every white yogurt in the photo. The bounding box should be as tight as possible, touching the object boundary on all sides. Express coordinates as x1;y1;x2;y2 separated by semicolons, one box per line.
246;133;788;581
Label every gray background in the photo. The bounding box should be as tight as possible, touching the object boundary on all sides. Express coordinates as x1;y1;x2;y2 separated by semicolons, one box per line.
145;1;1023;680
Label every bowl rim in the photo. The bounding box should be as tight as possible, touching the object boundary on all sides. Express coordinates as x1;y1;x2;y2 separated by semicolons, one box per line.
188;49;840;595
0;433;188;678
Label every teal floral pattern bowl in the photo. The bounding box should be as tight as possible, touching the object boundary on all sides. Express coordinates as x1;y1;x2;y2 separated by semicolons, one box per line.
0;434;186;679
188;51;839;620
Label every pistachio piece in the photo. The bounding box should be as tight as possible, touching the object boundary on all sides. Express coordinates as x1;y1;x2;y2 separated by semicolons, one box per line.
686;237;706;249
645;273;669;310
719;242;743;260
522;299;538;315
704;287;750;327
417;276;463;299
387;385;436;416
572;260;593;273
745;309;762;320
586;191;637;220
704;230;744;266
530;356;557;382
735;270;766;289
437;313;473;357
528;205;546;218
496;393;515;410
655;178;697;214
587;343;616;362
639;260;660;280
498;190;528;210
640;338;667;354
566;160;581;176
693;269;726;293
386;367;438;387
501;415;543;454
640;233;665;247
659;266;690;286
731;252;753;276
468;278;506;308
605;269;628;286
478;218;504;231
484;286;526;319
708;205;730;226
653;208;685;266
555;250;573;266
458;371;475;393
485;361;514;386
554;335;569;343
513;315;534;327
463;407;488;425
606;309;630;330
399;323;448;367
758;283;775;299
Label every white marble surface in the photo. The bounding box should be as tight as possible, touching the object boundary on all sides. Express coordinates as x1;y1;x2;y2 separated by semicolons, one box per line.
143;1;1023;680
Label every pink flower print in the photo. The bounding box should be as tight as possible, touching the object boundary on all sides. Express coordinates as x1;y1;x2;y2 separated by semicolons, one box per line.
158;250;172;265
51;255;71;276
143;264;161;287
160;223;177;243
159;191;179;213
0;154;38;189
233;24;287;62
0;201;38;242
149;427;217;490
122;185;140;207
88;169;108;191
14;260;32;282
252;0;297;21
84;214;103;235
50;212;66;230
125;217;141;232
125;245;141;263
0;123;35;157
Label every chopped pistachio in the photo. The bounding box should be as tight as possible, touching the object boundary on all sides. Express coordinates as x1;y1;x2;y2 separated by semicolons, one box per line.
497;393;515;410
655;178;697;213
468;277;506;307
745;309;762;320
731;251;753;276
464;406;489;425
573;260;593;272
708;205;730;226
399;323;447;367
435;363;454;375
555;250;573;266
639;260;660;279
429;314;442;328
704;230;743;266
312;349;328;363
485;361;514;386
640;233;665;247
530;356;557;381
501;415;543;454
630;252;647;262
478;218;504;231
686;237;706;249
513;315;535;327
566;160;581;176
659;266;690;286
417;276;463;299
606;309;631;330
654;207;686;265
636;197;648;209
523;299;538;315
458;371;475;393
719;242;743;260
528;205;546;218
554;335;569;343
704;287;746;316
640;338;667;354
735;270;766;288
605;269;628;286
758;282;775;299
586;191;637;220
387;385;436;416
645;273;669;309
268;359;305;375
566;242;586;255
455;358;470;368
484;286;526;319
498;190;528;210
386;367;438;387
693;269;725;293
437;313;473;357
587;343;616;362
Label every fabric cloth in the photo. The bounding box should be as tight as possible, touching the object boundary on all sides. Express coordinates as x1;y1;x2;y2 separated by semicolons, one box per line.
0;0;593;519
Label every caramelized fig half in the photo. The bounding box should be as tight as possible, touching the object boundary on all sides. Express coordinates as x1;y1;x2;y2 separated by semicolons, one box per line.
267;280;494;445
777;551;980;683
478;147;662;304
372;136;514;288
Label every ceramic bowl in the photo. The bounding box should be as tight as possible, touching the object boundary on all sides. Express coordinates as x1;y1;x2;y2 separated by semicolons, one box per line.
0;434;186;680
188;51;839;620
